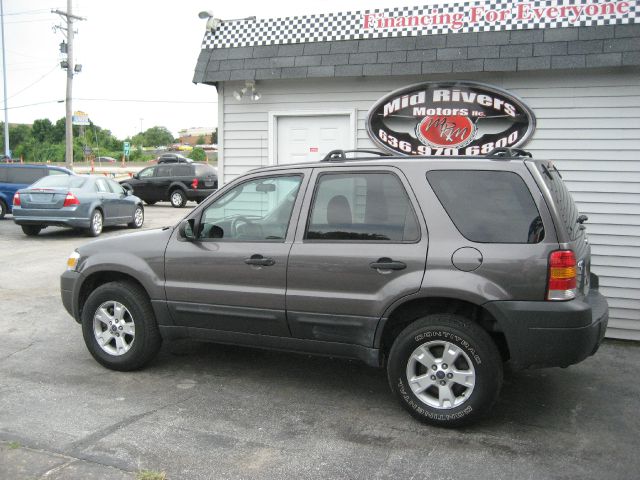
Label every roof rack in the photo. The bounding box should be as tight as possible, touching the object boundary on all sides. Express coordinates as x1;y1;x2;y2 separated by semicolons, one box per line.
321;149;391;162
485;147;532;159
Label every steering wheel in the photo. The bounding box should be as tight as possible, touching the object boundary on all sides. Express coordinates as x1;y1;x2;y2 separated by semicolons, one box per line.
230;216;252;237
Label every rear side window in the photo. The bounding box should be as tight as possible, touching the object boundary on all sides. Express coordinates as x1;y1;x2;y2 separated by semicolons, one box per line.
47;169;69;176
7;167;45;184
427;170;544;244
156;165;173;177
172;165;192;176
539;164;580;240
306;172;420;242
195;164;217;177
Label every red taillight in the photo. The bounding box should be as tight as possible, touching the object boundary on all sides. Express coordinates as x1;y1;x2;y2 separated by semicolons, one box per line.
191;178;199;189
547;250;577;301
13;192;20;206
63;192;80;207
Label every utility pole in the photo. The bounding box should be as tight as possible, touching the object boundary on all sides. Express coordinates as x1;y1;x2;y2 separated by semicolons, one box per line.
53;1;85;170
1;0;10;159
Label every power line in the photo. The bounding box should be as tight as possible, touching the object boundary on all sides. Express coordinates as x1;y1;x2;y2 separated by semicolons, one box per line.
5;100;62;110
2;8;51;16
0;64;59;104
75;98;219;104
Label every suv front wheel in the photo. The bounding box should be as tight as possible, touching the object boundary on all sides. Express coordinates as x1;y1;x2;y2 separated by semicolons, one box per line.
81;281;162;371
387;314;503;428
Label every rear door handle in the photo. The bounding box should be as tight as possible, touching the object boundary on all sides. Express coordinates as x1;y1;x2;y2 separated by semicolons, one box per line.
244;254;275;267
370;257;407;270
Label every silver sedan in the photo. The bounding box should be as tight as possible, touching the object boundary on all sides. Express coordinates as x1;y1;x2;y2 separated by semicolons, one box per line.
12;174;144;236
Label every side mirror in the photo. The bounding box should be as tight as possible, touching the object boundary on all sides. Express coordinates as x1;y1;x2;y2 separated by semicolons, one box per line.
125;189;132;196
178;219;197;241
133;173;139;179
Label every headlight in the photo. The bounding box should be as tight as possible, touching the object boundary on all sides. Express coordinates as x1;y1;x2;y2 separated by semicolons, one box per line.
66;250;80;271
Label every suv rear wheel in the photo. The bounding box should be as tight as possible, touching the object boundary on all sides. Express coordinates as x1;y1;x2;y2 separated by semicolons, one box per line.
0;198;6;219
387;313;503;428
170;189;186;208
81;281;162;371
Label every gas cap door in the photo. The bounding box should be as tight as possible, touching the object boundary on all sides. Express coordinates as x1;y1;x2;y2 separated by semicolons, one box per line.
452;247;483;272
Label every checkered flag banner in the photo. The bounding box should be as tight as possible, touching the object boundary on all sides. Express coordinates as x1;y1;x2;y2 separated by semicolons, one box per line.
201;0;639;49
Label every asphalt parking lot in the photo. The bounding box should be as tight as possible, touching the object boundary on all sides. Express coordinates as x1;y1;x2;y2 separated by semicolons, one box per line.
1;202;639;480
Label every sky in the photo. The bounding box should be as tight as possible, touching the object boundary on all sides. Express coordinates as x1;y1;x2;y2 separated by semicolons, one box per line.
1;0;420;141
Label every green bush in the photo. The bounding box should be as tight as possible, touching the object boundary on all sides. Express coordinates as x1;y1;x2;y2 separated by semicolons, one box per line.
188;147;207;162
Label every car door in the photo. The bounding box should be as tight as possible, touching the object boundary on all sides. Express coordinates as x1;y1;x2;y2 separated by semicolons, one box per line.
106;178;133;219
130;166;155;199
94;177;119;223
286;166;428;347
152;164;174;200
164;170;310;335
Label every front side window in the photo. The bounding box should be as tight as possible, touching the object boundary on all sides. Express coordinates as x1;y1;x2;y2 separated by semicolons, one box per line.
306;172;420;242
107;179;125;194
199;175;302;241
138;167;154;178
427;170;544;243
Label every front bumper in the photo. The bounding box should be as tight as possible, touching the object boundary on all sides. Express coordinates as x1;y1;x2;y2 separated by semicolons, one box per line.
484;288;609;369
61;270;82;322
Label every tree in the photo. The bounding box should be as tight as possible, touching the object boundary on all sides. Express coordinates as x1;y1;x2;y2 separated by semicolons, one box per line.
143;126;173;147
196;135;206;145
32;119;54;143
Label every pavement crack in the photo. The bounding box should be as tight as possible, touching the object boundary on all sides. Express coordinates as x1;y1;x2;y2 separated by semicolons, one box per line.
68;393;197;456
2;342;35;360
40;458;78;478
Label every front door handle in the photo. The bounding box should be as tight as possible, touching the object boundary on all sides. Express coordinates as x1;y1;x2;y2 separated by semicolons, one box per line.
370;257;407;270
244;254;275;267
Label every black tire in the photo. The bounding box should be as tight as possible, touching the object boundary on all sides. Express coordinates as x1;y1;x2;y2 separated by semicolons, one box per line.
0;198;6;219
387;314;503;428
128;205;144;228
87;209;103;237
169;189;187;208
21;225;42;236
81;281;162;371
145;200;157;206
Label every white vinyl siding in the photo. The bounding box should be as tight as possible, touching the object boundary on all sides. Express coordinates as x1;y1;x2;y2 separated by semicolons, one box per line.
219;68;640;340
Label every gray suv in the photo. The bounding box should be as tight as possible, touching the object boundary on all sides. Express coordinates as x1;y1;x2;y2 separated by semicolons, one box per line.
61;148;608;427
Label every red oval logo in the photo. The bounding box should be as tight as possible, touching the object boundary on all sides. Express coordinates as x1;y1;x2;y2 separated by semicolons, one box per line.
416;115;476;149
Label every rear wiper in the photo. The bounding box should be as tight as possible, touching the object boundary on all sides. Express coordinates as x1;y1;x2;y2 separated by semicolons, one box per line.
541;164;553;180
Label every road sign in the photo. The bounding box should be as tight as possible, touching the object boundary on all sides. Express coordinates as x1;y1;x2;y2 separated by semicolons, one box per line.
123;142;131;156
72;111;90;126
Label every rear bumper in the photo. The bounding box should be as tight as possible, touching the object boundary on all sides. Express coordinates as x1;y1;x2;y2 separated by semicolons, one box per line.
13;212;89;228
185;188;216;201
484;289;609;369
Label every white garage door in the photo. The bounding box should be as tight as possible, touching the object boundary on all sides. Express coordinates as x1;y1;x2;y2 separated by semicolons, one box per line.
276;114;352;165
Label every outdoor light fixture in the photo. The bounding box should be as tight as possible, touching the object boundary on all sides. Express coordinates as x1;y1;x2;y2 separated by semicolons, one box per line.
60;60;68;69
232;80;261;102
74;64;82;73
198;11;256;34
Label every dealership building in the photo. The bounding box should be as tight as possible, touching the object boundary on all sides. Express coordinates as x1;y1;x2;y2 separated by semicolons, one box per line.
193;1;640;340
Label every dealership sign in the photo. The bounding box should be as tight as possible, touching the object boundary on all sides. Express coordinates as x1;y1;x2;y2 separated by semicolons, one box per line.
366;82;535;156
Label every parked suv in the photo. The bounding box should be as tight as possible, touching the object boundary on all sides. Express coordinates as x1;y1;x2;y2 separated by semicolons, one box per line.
121;162;217;207
0;163;72;219
61;149;608;427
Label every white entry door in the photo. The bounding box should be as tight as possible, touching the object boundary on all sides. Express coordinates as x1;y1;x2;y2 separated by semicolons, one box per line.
276;114;352;165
